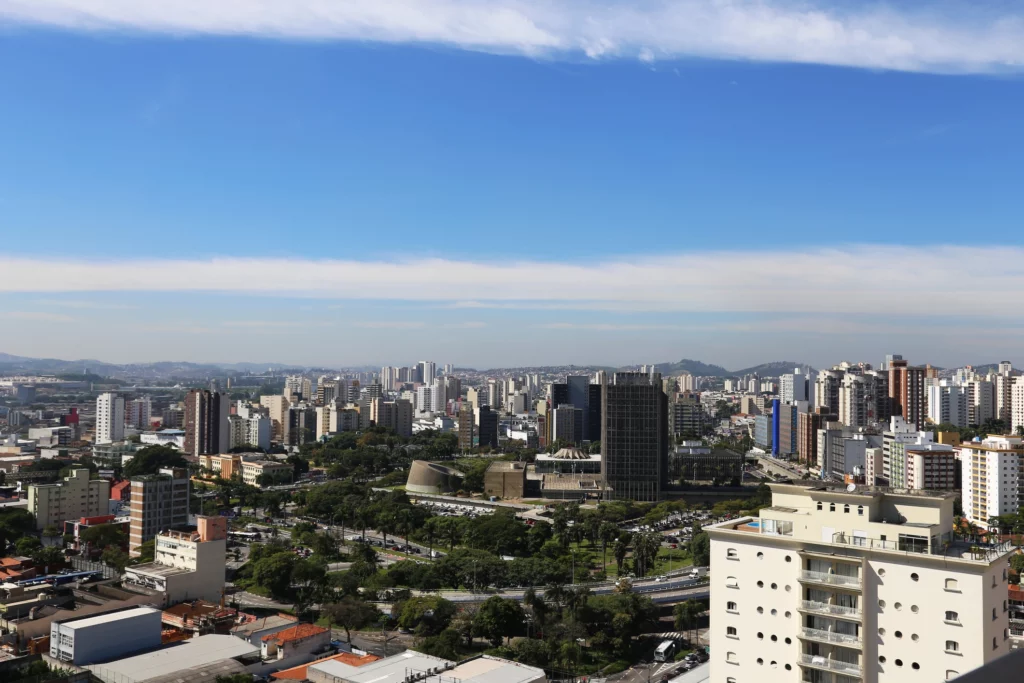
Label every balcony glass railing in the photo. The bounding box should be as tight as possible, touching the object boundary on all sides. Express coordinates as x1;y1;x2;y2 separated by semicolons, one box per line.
800;570;861;587
800;627;861;646
800;600;862;618
799;654;862;676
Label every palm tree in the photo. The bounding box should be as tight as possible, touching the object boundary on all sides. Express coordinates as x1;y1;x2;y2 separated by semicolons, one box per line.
599;522;618;571
613;535;630;576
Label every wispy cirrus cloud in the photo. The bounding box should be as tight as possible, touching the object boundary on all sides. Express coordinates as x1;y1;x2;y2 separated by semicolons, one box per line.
32;298;137;310
3;310;77;322
2;0;1024;74
6;245;1024;319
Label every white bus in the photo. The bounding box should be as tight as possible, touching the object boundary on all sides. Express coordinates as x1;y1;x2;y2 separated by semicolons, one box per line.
654;639;677;662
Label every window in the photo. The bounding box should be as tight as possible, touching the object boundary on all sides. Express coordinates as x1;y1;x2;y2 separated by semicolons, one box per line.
946;671;959;680
911;604;919;613
1005;628;1010;640
879;656;887;664
757;632;764;640
844;504;850;513
770;661;777;668
756;658;764;665
727;652;737;664
817;501;823;511
945;611;959;623
784;611;792;618
945;578;959;591
1004;600;1009;612
912;634;919;642
946;640;960;653
911;572;919;581
993;637;998;650
770;635;777;642
770;608;777;616
912;663;920;670
785;637;791;644
895;631;903;639
785;664;792;670
830;503;836;512
785;555;792;562
727;626;738;637
879;600;886;609
878;628;886;636
771;583;777;590
727;679;737;683
757;607;764;614
993;607;997;621
895;660;903;667
1004;568;1009;581
858;505;864;516
757;580;764;588
878;568;886;577
895;602;903;611
726;577;738;588
757;551;764;559
727;601;738;612
727;548;739;559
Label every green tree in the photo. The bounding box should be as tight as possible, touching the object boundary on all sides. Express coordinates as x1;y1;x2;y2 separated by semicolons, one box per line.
324;596;380;643
0;509;36;549
101;547;130;572
397;596;457;636
15;537;42;556
474;596;526;646
689;526;710;567
122;445;188;478
251;552;297;598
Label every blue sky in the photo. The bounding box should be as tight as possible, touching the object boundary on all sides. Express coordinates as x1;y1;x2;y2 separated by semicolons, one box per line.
3;1;1024;369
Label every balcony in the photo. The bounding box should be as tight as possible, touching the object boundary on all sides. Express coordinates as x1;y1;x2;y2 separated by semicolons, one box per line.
800;627;862;648
799;654;862;677
799;600;862;619
799;570;862;589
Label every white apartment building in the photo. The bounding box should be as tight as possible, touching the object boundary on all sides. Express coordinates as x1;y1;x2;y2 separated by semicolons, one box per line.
708;483;1014;683
928;381;968;428
965;380;995;426
95;392;124;445
123;516;227;606
1011;377;1024;434
961;435;1024;530
228;413;271;450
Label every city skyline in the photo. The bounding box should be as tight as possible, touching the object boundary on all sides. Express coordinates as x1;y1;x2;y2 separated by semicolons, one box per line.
6;3;1024;367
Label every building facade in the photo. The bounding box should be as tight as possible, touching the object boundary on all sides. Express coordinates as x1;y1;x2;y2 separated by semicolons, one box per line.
600;372;668;502
128;467;190;554
95;392;125;445
184;390;229;456
28;468;111;530
708;483;1014;683
961;436;1024;530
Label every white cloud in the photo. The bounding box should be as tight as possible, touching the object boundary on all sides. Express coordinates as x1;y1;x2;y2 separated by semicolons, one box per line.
2;0;1024;73
5;245;1024;318
31;298;137;310
352;321;427;329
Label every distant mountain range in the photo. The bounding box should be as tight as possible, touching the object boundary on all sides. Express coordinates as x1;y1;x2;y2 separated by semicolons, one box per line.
650;359;812;378
0;352;294;378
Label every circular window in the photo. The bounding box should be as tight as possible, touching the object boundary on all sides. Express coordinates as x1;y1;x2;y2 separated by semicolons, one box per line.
895;659;903;667
911;605;919;613
757;607;764;614
879;600;886;609
895;631;903;639
771;635;778;642
879;628;886;636
770;608;778;616
785;611;791;618
895;602;903;611
785;664;792;671
785;585;792;592
785;637;791;644
758;632;764;640
912;663;920;670
879;568;886;577
757;552;764;559
911;573;919;581
771;583;778;590
770;661;777;668
911;634;919;642
879;656;887;664
785;555;792;563
758;581;764;588
757;658;764;665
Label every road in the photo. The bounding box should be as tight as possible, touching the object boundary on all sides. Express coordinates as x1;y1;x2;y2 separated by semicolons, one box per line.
756;455;807;479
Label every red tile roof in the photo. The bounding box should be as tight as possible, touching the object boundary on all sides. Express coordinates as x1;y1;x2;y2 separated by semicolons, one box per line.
262;623;328;644
270;651;379;680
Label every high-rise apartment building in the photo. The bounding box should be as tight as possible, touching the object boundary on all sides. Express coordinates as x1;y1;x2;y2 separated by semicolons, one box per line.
928;381;969;428
258;394;289;442
127;396;152;430
904;444;958;490
284;376;312;401
797;409;837;466
889;360;926;429
601;372;668;502
669;396;708;440
128;467;190;554
551;404;582;446
838;373;877;428
458;403;475;451
1011;377;1024;434
95;392;125;444
815;369;844;414
184;390;229;456
961;435;1024;530
381;366;398;391
965;379;995;425
27;468;111;530
370;398;412;438
419;361;436;386
286;405;317;446
228;413;271;450
781;368;810;404
708;483;1013;683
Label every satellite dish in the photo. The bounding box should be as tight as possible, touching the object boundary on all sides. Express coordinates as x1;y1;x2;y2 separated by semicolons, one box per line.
846;483;857;492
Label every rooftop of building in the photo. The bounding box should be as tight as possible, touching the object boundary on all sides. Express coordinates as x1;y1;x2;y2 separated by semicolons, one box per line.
124;563;195;579
262;622;328;644
540;473;607;491
310;650;454;683
230;613;296;636
772;480;958;500
486;461;526;471
57;605;160;629
537;448;599;461
162;600;233;623
85;634;259;683
271;650;380;680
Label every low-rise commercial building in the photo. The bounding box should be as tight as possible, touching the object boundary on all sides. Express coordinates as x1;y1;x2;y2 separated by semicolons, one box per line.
50;606;162;665
309;652;545;683
260;623;330;661
86;633;260;683
482;461;526;498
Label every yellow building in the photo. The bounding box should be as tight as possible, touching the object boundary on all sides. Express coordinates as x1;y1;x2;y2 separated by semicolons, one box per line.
27;468;110;530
